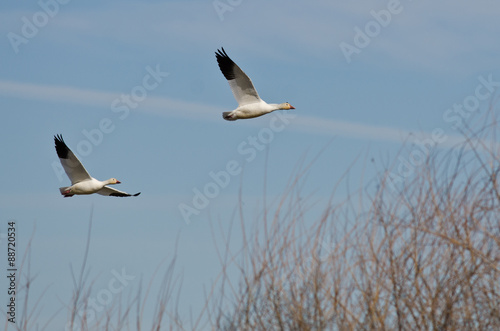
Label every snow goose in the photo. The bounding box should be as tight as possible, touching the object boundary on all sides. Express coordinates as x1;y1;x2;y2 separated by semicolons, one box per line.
215;48;295;121
54;135;140;197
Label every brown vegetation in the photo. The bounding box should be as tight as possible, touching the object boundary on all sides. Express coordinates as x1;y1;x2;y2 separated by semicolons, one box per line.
6;114;500;331
211;116;500;330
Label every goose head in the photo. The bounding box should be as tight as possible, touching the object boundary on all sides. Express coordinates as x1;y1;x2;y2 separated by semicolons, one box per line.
280;102;295;110
107;178;121;185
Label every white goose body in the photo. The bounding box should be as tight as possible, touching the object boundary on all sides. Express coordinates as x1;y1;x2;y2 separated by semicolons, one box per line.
215;48;295;121
54;135;140;198
229;100;288;120
61;177;119;196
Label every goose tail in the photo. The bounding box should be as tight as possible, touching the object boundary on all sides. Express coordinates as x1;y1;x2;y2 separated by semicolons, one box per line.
59;187;73;197
222;112;237;121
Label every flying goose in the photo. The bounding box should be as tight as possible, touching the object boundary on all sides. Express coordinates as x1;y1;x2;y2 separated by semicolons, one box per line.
215;48;295;121
54;135;140;197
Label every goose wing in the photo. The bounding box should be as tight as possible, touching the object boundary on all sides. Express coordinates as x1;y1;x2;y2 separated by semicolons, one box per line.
54;135;92;184
215;48;261;106
97;186;141;197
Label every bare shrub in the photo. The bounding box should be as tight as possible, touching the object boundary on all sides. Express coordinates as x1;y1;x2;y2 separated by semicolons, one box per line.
212;112;500;330
5;110;499;331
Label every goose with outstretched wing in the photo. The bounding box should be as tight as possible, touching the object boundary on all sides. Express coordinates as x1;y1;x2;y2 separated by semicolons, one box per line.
54;135;140;197
215;47;295;121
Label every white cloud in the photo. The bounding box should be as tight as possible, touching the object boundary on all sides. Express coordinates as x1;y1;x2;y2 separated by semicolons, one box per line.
0;79;474;147
0;80;114;106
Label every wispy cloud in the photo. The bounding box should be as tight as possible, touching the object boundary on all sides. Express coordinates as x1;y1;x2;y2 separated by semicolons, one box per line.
0;79;218;119
293;115;471;148
0;79;472;147
0;80;114;106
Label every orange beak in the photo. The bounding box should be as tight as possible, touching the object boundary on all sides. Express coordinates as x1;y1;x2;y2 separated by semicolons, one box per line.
289;105;295;109
116;180;121;184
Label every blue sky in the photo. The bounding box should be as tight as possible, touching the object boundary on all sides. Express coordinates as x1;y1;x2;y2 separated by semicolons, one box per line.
1;0;499;328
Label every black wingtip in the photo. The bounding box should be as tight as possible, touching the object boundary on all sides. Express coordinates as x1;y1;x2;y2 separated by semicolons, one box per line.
54;134;64;143
54;134;70;159
215;47;228;58
215;47;236;81
109;191;141;197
